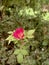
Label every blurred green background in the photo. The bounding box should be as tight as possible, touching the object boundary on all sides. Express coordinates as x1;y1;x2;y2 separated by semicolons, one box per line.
0;0;49;65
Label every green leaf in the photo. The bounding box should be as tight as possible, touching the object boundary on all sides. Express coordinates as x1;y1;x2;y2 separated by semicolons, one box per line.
6;35;14;41
42;40;48;46
27;29;35;35
21;49;28;56
6;35;18;44
17;54;23;63
8;31;13;34
26;35;34;38
25;29;35;38
14;49;20;55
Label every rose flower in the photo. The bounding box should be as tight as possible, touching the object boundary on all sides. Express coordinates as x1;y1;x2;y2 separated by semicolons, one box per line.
13;28;24;40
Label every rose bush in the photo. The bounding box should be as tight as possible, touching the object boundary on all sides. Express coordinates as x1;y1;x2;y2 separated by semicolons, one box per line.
6;27;35;63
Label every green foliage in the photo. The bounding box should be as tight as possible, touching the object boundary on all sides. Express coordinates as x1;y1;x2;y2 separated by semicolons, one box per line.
6;34;18;44
18;7;36;18
42;40;48;46
42;59;49;65
42;12;49;21
14;49;28;56
25;29;35;38
14;49;20;55
20;49;28;56
0;0;49;65
6;29;35;63
14;48;28;63
17;53;23;63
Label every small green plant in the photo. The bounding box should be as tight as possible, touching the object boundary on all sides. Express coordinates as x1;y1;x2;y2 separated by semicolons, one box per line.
6;27;35;63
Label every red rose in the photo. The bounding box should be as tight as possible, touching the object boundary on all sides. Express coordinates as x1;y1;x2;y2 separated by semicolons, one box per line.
13;28;24;40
